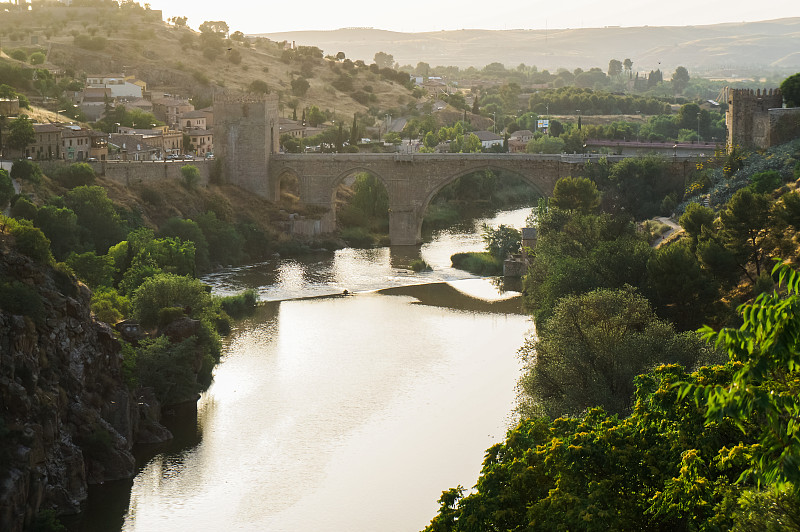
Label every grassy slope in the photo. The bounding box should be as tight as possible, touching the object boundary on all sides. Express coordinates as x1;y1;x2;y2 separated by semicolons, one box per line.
0;4;416;119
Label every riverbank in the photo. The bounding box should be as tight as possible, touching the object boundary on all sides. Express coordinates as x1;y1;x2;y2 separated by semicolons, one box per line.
67;208;532;532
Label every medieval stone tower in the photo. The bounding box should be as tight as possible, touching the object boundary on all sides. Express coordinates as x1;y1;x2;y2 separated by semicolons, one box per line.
213;93;279;198
726;88;783;150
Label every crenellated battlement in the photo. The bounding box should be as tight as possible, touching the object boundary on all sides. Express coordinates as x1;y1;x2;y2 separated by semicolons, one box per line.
213;92;278;105
727;86;791;149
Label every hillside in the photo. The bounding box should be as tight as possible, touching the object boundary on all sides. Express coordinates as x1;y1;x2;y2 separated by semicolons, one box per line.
255;17;800;73
0;3;418;119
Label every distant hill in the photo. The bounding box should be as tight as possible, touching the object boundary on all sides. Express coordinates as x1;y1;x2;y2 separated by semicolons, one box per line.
254;18;800;73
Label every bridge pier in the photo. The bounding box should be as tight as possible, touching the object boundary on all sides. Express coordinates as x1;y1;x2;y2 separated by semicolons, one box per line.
389;207;421;246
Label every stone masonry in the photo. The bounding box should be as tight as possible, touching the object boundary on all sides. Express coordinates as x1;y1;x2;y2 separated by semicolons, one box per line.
212;93;279;198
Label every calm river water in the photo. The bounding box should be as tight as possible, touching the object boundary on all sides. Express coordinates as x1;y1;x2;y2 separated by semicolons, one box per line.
73;208;534;532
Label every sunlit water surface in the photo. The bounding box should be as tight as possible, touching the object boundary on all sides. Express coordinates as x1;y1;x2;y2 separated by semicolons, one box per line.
75;208;534;532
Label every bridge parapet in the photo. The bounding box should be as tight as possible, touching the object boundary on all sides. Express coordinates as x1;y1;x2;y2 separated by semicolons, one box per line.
268;153;693;245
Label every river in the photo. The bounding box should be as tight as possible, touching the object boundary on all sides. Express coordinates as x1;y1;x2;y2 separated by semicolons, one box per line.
72;207;534;532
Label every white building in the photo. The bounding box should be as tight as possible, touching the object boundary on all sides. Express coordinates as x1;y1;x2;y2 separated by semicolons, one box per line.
86;74;144;99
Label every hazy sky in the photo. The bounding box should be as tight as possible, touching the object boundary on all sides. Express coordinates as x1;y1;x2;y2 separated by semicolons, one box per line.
145;0;800;34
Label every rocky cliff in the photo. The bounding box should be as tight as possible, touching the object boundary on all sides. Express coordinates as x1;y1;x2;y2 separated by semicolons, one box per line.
0;234;169;532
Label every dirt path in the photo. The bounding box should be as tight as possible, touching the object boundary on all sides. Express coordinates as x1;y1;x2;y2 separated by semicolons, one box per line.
652;216;682;248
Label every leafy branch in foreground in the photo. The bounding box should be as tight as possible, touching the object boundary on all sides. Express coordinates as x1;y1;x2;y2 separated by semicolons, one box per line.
679;261;800;488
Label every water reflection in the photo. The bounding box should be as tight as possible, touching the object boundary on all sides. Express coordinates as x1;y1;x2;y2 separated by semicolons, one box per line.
75;207;534;532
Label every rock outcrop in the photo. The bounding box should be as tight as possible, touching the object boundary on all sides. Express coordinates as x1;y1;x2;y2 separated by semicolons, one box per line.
0;235;169;532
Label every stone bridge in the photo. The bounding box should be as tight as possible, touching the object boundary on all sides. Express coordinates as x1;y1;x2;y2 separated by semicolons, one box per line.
268;153;691;245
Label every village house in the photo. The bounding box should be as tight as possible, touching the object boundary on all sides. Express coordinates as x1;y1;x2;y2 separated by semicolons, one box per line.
85;74;144;99
116;126;184;157
279;118;306;139
78;87;113;122
473;130;504;150
108;133;160;161
29;124;62;160
187;129;213;156
178;110;209;131
509;129;534;143
63;127;108;161
151;97;195;129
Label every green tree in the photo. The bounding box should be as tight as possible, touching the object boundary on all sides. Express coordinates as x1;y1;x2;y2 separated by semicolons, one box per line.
248;80;270;94
54;162;95;189
519;287;709;417
180;164;200;189
10;159;42;183
0;168;13;209
550;176;600;213
681;261;800;487
780;72;800;107
65;185;126;254
7;114;35;154
525;135;565;154
481;224;520;259
719;188;772;282
34;205;80;260
198;20;229;36
645;240;720;331
350;173;389;221
678;202;715;246
307;105;325;127
29;52;45;65
749;170;782;194
158;217;210;273
290;77;310;97
461;132;481;153
373;51;394;69
131;273;212;329
672;66;690;93
66;251;114;288
608;58;623;77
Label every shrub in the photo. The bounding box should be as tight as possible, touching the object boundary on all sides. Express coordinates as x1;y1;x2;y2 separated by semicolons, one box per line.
450;252;503;275
10;223;53;264
0;280;44;323
138;186;163;206
91;288;130;324
748;170;782;194
54;162;95;189
65;251;114;288
219;289;259;318
409;259;432;272
180;164;200;189
131;273;212;329
29;52;45;65
157;306;185;328
10;159;42;183
10;196;38;220
339;226;375;248
0;169;13;209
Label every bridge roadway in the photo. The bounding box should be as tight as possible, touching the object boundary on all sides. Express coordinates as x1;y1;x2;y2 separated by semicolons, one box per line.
268;152;692;245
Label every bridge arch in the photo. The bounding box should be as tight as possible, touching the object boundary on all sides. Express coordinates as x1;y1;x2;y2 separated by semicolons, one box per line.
412;164;548;244
327;166;391;232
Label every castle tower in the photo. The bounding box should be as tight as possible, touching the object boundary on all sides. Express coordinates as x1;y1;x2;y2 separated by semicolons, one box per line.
213;93;279;199
727;88;783;150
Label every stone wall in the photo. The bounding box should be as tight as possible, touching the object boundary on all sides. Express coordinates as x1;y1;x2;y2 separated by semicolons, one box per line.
769;108;800;146
39;160;213;187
